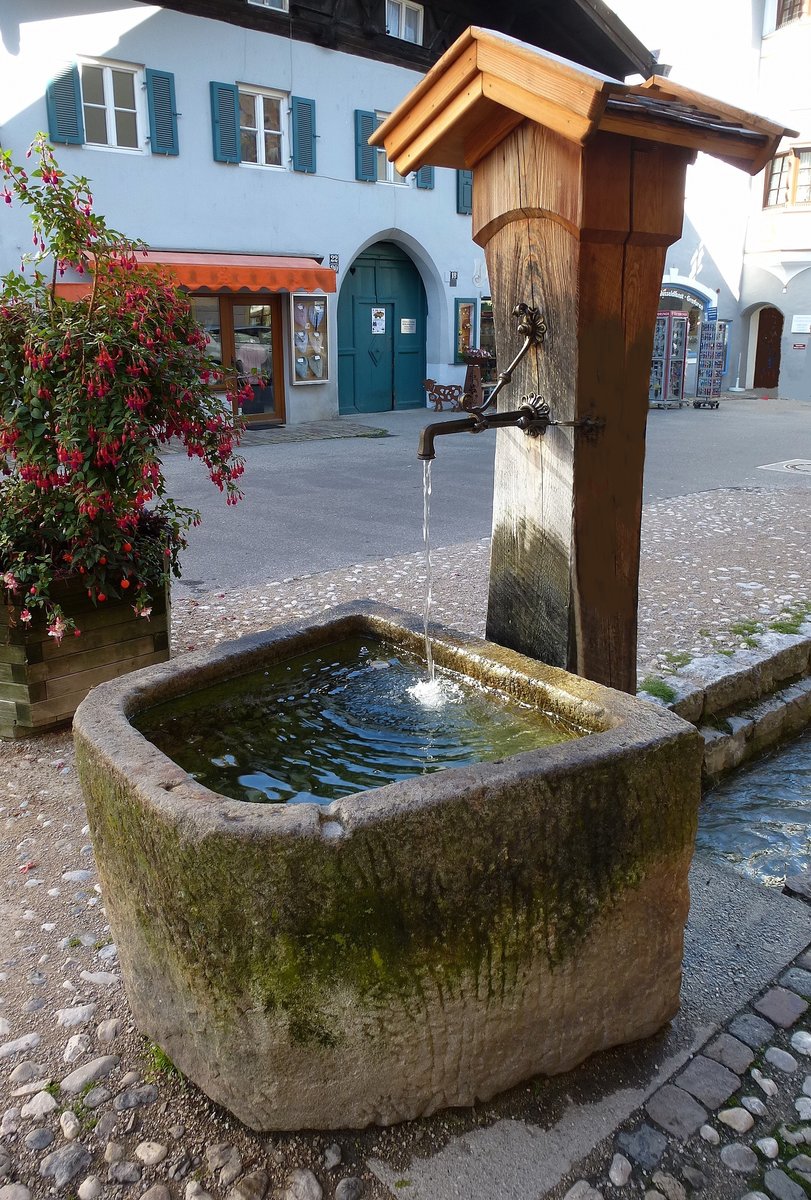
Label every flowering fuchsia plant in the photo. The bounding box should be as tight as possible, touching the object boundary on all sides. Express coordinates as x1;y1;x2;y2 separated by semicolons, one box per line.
0;136;246;642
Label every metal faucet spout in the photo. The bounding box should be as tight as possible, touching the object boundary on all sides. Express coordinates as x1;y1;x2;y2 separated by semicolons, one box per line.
417;416;480;461
417;401;554;460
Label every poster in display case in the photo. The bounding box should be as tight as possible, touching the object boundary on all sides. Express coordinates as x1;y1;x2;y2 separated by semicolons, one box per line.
291;294;328;384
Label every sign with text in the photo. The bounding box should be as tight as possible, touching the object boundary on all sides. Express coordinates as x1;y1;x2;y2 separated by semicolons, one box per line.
400;318;416;334
371;307;386;334
791;315;811;333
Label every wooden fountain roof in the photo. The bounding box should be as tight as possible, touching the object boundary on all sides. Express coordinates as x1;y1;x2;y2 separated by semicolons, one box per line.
370;27;797;177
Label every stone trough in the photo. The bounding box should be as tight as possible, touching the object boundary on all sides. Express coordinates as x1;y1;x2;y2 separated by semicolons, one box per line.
73;604;702;1131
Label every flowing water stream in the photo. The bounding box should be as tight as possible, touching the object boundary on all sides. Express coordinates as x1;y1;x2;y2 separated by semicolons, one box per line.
421;459;435;685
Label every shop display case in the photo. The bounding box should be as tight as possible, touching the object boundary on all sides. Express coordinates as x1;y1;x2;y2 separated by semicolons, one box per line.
291;294;328;384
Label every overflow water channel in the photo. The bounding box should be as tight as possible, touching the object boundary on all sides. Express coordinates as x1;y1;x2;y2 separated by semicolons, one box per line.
696;727;811;886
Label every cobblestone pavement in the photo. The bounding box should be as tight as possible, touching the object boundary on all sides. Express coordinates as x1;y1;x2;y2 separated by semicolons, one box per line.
553;961;811;1200
0;485;809;1200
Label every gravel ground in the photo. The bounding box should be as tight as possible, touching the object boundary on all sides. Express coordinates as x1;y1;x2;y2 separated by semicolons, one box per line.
0;485;809;1200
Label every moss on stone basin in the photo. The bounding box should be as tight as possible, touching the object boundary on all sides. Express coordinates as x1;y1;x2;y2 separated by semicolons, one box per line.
73;603;702;1130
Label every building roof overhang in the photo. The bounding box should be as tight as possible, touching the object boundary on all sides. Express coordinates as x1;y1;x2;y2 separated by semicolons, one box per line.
139;0;657;80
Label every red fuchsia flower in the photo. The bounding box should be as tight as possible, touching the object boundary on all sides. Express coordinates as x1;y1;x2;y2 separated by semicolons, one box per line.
0;139;244;639
19;608;32;624
47;614;67;644
2;571;19;591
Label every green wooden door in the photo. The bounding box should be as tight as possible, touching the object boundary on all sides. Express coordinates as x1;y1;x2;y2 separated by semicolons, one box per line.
338;242;426;413
354;301;394;412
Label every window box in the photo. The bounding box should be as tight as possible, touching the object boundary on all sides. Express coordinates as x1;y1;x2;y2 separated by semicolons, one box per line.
0;577;169;739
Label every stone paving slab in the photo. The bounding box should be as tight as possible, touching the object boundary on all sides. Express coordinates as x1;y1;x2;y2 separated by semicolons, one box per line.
675;1056;742;1109
163;416;390;452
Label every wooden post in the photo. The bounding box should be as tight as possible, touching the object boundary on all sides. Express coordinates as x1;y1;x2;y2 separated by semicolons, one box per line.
370;27;793;693
474;125;691;692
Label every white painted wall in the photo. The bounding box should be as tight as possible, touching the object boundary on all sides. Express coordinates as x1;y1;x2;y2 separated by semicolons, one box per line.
0;1;489;420
742;14;811;396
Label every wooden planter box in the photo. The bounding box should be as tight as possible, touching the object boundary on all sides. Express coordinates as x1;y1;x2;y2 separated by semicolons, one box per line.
0;577;169;739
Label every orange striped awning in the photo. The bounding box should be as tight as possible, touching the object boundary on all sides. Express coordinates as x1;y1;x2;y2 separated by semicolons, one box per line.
55;250;336;298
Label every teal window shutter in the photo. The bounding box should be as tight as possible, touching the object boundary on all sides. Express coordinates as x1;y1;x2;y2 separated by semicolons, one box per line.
291;96;316;173
46;66;84;145
457;168;473;215
210;81;240;163
415;164;434;190
145;69;179;156
354;110;377;182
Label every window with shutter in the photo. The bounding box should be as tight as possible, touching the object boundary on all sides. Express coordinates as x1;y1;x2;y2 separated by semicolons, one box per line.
145;69;178;156
355;110;378;182
210;82;240;163
457;169;473;215
46;66;84;145
415;165;434;190
291;96;316;173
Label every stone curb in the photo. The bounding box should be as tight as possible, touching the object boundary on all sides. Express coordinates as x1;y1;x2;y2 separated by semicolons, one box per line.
640;623;811;783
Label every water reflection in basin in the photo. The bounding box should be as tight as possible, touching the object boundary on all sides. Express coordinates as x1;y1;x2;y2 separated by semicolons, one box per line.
134;635;580;805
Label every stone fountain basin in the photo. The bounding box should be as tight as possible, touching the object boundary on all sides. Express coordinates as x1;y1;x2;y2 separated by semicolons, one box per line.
73;603;702;1131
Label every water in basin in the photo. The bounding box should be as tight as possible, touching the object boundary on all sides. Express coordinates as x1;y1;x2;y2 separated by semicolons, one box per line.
696;727;811;886
134;635;580;805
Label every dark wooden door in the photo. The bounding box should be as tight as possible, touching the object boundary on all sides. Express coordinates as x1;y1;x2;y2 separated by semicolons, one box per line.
753;306;783;389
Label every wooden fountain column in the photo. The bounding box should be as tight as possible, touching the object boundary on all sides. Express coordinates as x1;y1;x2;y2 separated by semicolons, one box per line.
370;26;791;694
474;127;691;693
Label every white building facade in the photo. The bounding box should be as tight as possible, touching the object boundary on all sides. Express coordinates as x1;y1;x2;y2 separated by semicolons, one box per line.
611;0;811;402
0;0;652;423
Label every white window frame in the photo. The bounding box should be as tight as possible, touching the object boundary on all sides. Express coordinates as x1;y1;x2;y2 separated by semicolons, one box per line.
247;0;289;10
386;0;424;45
78;58;147;155
374;111;407;185
764;147;811;207
237;85;288;170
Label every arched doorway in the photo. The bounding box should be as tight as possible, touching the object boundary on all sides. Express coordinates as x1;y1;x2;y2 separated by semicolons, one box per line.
337;241;427;413
753;306;784;389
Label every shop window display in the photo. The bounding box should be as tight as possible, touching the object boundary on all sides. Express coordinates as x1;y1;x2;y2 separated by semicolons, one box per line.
291;294;328;383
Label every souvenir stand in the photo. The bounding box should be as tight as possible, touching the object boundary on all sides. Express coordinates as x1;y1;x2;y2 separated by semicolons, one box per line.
694;319;729;407
649;311;689;407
